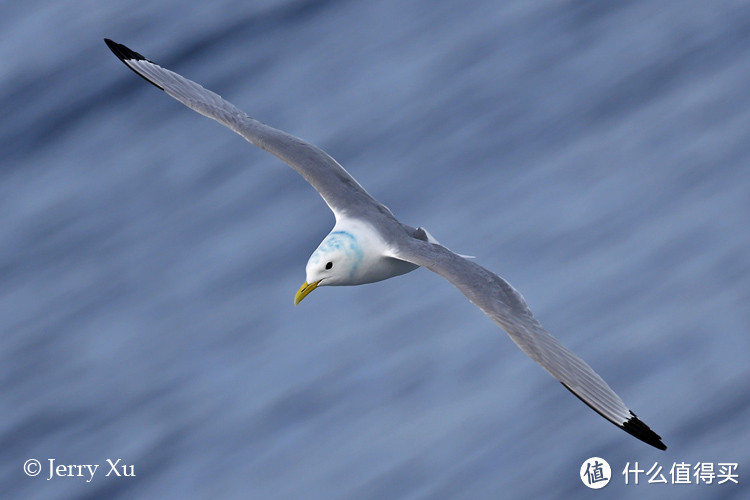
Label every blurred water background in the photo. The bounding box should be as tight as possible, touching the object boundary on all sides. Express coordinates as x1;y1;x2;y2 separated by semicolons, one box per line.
2;1;748;498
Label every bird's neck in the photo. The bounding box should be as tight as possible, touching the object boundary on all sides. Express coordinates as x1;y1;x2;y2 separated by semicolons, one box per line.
329;218;417;284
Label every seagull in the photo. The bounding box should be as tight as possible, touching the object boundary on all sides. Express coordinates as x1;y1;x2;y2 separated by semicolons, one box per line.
104;38;666;450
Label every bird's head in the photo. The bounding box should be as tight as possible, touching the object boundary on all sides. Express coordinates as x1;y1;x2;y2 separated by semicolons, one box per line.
294;230;363;304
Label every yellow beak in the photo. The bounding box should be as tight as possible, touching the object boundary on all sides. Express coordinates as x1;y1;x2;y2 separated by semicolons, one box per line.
294;280;321;305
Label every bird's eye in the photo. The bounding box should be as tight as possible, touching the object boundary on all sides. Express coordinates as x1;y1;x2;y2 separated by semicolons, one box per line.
325;261;333;270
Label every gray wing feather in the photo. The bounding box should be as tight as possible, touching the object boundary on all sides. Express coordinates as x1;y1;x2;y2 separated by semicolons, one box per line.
104;39;382;220
394;239;666;449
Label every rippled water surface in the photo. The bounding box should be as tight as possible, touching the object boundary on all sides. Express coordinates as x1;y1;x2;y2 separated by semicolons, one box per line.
2;1;748;498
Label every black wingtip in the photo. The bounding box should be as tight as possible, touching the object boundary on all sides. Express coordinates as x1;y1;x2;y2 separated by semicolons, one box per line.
104;38;164;91
561;383;667;450
104;38;148;62
622;411;667;451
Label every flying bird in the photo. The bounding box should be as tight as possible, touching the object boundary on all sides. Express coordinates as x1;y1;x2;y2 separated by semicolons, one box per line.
104;38;666;450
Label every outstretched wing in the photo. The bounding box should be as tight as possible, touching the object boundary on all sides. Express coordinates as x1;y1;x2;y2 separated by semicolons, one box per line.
393;238;666;450
104;39;386;221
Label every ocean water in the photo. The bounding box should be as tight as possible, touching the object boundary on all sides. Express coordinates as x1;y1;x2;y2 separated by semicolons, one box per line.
2;1;748;498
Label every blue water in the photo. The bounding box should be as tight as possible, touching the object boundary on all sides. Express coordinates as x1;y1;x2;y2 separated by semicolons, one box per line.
2;1;748;498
